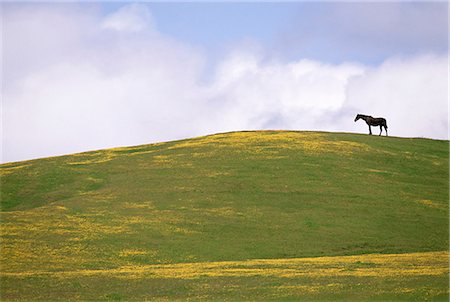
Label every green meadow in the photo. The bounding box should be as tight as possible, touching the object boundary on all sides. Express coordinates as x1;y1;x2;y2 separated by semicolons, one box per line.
1;131;448;301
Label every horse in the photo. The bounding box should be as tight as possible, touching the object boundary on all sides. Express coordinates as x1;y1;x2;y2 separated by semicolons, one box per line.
354;114;388;136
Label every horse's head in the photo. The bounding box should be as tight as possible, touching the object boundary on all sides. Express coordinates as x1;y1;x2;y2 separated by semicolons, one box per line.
354;114;362;122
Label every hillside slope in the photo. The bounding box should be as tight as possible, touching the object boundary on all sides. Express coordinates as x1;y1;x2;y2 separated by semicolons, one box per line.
1;131;448;301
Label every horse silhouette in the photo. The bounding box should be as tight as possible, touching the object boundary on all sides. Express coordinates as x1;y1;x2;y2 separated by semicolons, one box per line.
354;114;388;136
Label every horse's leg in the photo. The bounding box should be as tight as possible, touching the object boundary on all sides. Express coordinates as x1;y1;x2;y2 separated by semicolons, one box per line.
379;126;382;136
368;125;372;135
385;126;388;136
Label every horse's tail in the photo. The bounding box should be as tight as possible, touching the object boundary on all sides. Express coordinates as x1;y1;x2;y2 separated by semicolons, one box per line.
384;119;388;129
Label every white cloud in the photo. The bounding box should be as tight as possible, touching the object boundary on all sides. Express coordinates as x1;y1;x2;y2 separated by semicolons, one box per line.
2;4;448;163
206;53;365;132
101;3;155;33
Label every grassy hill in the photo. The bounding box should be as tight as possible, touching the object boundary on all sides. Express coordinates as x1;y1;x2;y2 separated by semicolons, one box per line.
1;131;448;301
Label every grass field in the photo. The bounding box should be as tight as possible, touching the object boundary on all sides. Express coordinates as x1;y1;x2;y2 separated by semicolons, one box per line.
1;131;448;301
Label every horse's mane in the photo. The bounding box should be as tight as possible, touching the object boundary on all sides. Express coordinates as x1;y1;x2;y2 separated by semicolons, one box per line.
358;114;371;117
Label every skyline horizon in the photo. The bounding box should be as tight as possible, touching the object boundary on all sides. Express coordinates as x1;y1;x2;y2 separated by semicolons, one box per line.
2;128;447;164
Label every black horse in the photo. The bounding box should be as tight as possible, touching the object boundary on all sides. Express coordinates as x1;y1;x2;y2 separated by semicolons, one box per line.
354;114;388;136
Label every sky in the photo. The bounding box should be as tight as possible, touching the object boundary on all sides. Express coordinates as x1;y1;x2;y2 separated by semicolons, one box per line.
2;2;449;163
